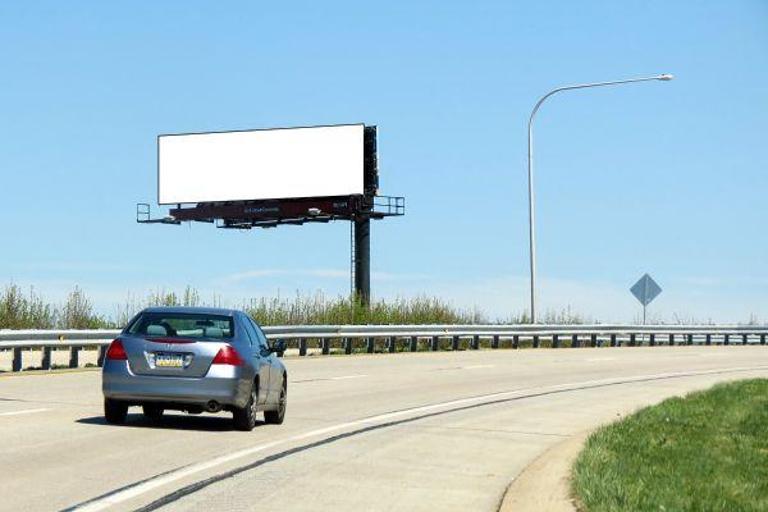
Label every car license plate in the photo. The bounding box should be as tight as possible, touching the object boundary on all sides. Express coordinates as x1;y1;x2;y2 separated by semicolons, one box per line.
155;353;184;368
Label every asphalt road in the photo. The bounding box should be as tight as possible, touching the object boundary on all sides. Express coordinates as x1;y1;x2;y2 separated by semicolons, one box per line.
1;346;767;512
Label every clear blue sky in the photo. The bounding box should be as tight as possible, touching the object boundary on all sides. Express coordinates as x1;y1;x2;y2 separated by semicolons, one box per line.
1;1;766;322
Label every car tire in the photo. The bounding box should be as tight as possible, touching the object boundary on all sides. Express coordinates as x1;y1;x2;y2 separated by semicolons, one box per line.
104;398;128;424
233;385;258;431
142;404;164;421
264;377;287;425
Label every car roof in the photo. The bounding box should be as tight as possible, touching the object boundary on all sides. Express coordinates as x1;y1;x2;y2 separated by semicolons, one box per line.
141;306;239;317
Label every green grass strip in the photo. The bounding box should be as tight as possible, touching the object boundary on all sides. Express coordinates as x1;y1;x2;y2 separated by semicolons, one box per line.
572;378;768;512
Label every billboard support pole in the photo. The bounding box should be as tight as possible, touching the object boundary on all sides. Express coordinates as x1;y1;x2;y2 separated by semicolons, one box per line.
354;216;371;307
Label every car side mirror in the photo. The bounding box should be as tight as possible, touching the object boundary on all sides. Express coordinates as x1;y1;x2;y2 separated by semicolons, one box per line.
270;340;286;357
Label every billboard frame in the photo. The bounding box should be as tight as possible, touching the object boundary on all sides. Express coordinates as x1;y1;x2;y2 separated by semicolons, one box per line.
139;124;403;305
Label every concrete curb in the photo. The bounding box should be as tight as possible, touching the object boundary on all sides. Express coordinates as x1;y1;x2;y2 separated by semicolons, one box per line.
498;431;590;512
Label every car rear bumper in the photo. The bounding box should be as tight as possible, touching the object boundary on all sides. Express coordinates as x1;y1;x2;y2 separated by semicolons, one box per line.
102;360;250;408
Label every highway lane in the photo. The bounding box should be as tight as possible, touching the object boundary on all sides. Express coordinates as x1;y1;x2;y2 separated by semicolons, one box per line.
0;346;766;512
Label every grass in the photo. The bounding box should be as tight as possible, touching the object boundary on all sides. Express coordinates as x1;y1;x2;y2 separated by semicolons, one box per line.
0;284;108;329
572;379;768;512
242;294;490;325
0;283;590;329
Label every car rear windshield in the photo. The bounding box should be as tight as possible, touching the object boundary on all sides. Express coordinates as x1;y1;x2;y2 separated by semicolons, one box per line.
127;313;234;340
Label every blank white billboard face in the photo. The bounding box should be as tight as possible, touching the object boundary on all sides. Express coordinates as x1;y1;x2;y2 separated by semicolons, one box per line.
158;124;364;204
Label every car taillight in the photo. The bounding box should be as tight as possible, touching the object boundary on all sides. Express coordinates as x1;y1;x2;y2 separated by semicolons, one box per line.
212;345;243;366
106;339;128;360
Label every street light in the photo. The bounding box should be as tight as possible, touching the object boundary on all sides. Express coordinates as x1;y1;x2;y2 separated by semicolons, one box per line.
526;73;673;324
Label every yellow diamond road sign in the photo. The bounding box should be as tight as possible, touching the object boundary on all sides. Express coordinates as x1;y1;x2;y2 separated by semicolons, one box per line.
630;273;662;307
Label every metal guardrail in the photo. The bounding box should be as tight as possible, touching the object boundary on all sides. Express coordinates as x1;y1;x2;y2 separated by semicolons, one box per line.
1;324;766;372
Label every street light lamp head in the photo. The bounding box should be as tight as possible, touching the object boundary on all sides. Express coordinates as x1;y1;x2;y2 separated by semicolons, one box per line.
657;73;674;81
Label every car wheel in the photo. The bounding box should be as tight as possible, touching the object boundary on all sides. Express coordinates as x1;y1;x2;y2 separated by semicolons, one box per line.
264;377;287;425
142;404;164;421
233;385;258;431
104;398;128;424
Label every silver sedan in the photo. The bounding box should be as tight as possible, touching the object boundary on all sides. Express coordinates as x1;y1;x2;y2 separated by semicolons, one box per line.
102;306;287;431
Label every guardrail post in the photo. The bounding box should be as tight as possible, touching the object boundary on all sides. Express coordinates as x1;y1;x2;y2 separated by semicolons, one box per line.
552;334;560;348
42;347;52;370
299;338;307;356
762;334;766;345
742;334;748;345
513;335;519;349
629;334;637;347
389;337;396;353
410;336;418;352
590;334;597;348
366;337;375;353
705;334;711;346
724;334;730;346
344;337;352;355
431;336;439;351
69;346;81;368
452;336;459;351
649;333;656;347
686;334;693;346
610;334;617;347
471;335;479;350
572;334;580;348
492;335;499;349
12;347;23;372
97;345;107;366
321;338;330;355
668;334;674;346
532;335;540;348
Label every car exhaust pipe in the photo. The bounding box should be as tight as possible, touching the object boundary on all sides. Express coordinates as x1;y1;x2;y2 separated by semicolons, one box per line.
205;400;222;413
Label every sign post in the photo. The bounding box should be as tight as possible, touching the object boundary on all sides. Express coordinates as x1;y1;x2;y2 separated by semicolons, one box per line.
630;273;662;324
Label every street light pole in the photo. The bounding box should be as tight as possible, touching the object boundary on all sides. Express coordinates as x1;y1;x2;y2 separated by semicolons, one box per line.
526;73;673;324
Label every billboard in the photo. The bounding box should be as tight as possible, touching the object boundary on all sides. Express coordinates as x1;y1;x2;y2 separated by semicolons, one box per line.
158;124;365;204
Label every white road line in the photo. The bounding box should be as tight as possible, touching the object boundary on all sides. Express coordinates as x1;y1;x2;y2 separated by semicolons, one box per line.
71;364;768;512
587;357;616;362
0;408;49;417
330;374;368;380
291;374;369;384
434;365;495;372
